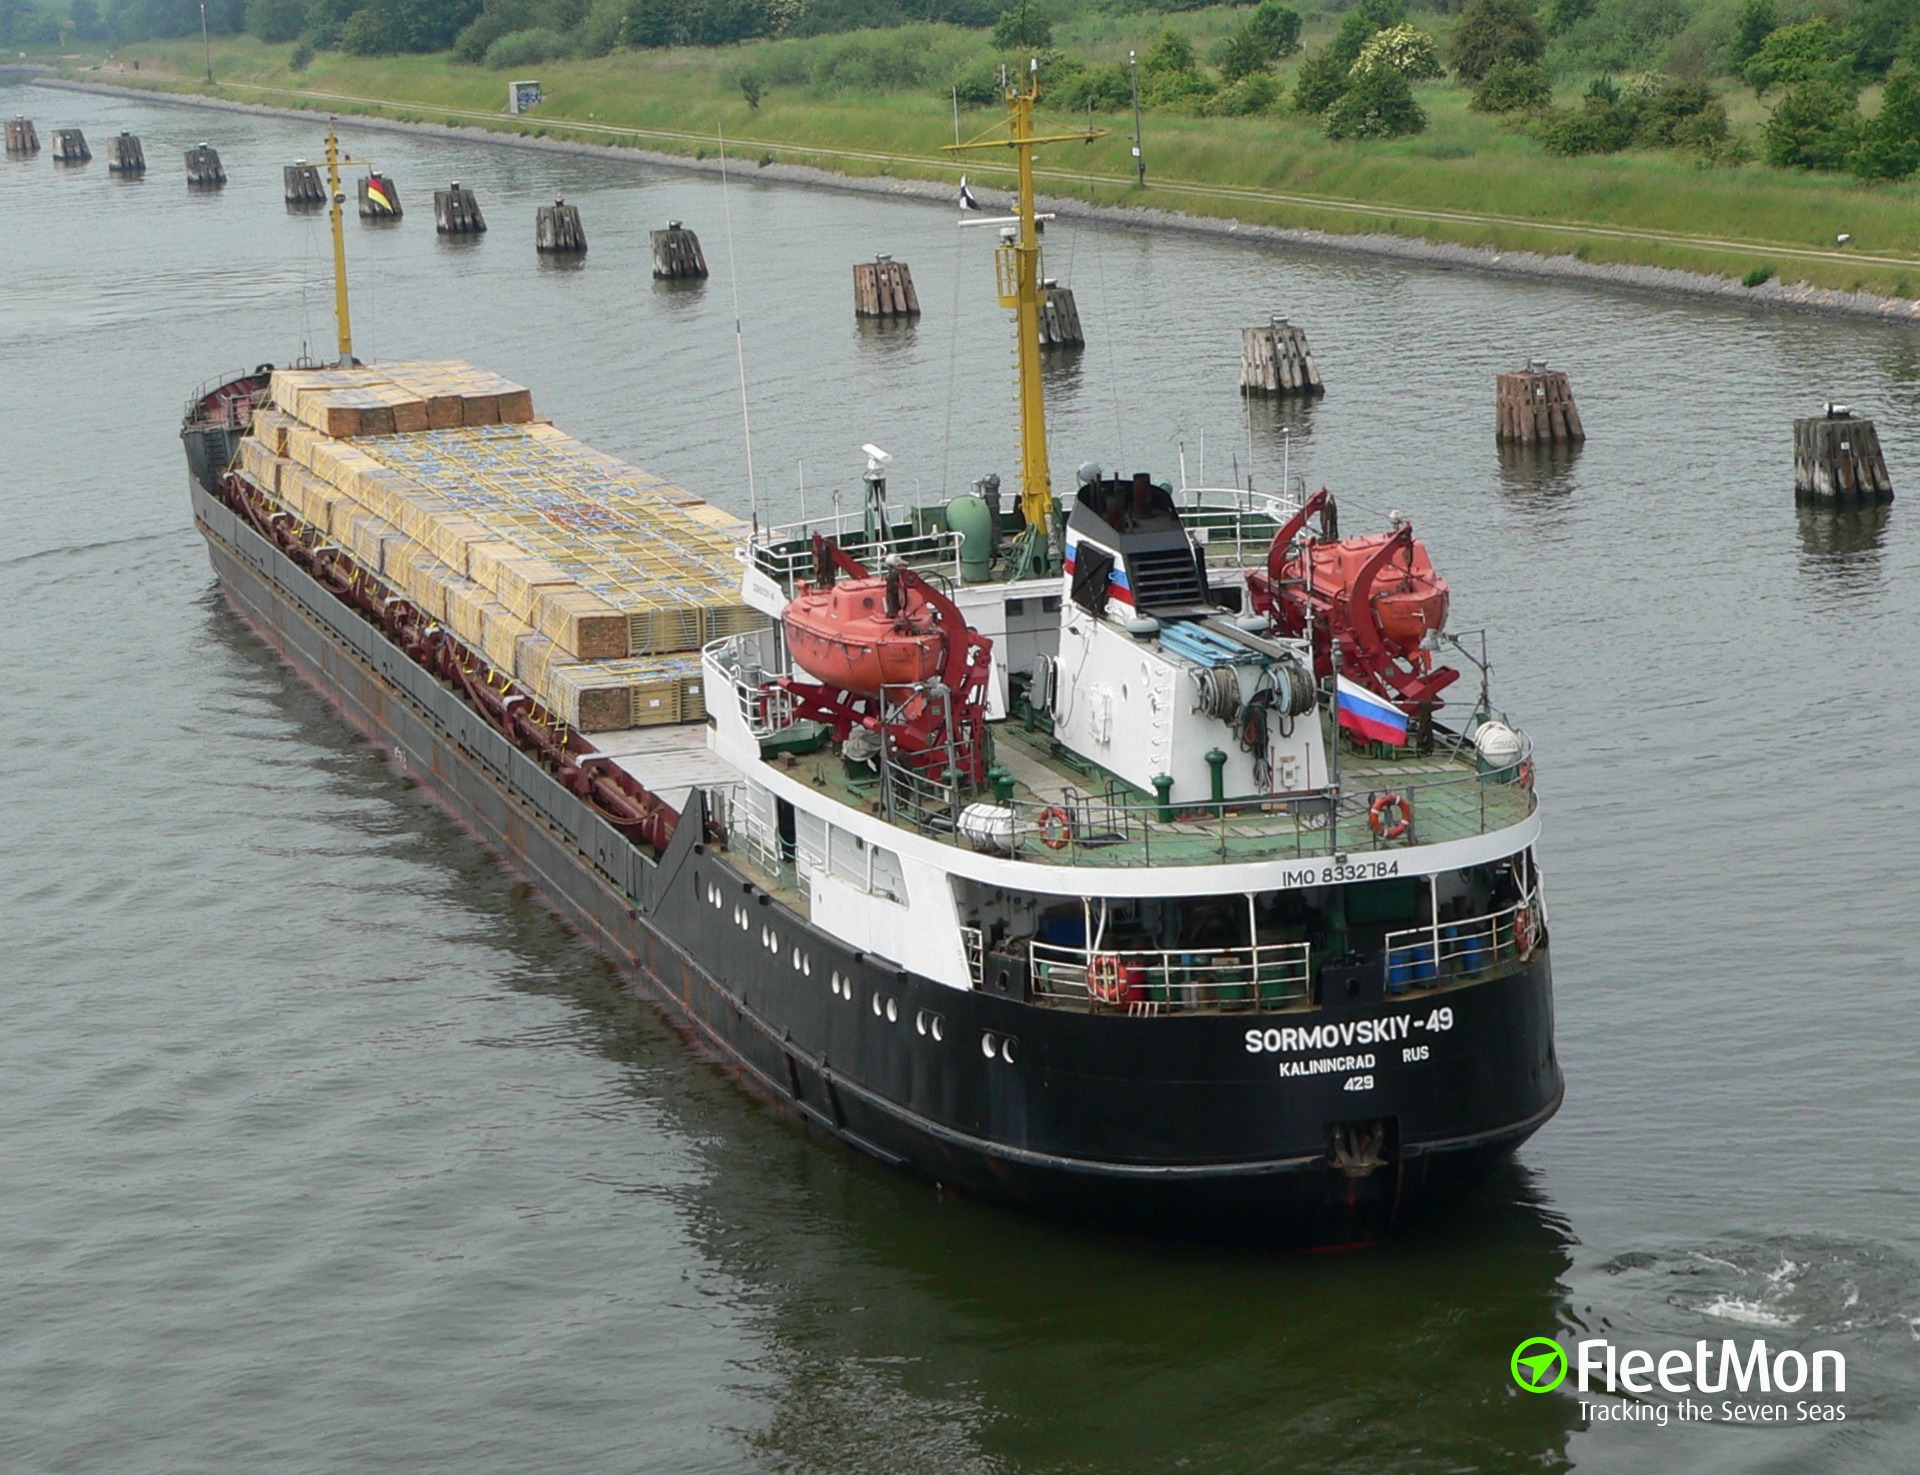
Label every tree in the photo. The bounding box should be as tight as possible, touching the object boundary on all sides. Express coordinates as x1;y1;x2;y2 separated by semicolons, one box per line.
1843;0;1920;81
990;1;1047;51
1325;59;1426;136
1245;0;1300;59
1292;8;1377;112
1450;0;1544;82
71;0;108;37
1743;20;1844;95
1211;25;1270;82
243;0;304;40
1142;25;1194;75
1355;22;1444;79
1762;77;1861;168
1850;65;1920;176
739;68;763;106
1727;0;1776;70
1471;56;1552;110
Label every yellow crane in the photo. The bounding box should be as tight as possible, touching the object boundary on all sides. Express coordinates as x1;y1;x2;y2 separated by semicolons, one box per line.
946;63;1104;579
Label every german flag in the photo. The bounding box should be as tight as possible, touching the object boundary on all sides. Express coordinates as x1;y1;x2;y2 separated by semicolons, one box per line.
365;174;396;215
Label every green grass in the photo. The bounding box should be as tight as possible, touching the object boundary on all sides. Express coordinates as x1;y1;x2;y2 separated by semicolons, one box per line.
68;31;1920;299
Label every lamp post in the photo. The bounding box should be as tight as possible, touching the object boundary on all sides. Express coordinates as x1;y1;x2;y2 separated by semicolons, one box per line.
200;0;212;83
1129;49;1144;187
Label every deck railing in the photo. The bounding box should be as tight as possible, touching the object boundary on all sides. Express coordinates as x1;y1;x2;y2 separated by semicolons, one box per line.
748;507;967;586
1030;938;1312;1014
1381;895;1544;990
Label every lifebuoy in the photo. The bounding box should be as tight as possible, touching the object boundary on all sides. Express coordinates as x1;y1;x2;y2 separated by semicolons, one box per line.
1518;757;1535;790
1038;805;1073;850
1368;792;1412;841
1087;953;1127;1005
1512;905;1536;959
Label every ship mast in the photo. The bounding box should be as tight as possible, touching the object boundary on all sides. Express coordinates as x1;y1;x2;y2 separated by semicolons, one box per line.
323;121;355;367
947;63;1103;577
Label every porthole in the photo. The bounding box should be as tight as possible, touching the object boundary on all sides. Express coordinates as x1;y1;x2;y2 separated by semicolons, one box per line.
872;994;883;1017
981;1032;997;1058
932;1017;944;1042
802;955;812;977
1000;1036;1017;1064
886;999;898;1023
792;946;802;970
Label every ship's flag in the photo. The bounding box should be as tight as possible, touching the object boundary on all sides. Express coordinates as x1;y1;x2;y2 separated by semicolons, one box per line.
1335;674;1409;746
958;176;980;211
366;176;394;213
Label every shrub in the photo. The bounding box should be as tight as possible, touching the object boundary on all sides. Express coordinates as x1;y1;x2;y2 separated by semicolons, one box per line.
1742;20;1843;95
740;69;763;106
1050;58;1130;110
455;0;541;63
289;35;314;66
484;24;568;64
1201;71;1280;114
1450;0;1544;82
1325;62;1426;137
1552;0;1689;73
339;6;398;53
578;0;624;53
1471;57;1552;110
1743;264;1774;286
245;0;307;44
1531;73;1728;152
1211;25;1270;82
990;2;1048;51
1293;9;1378;112
1247;0;1301;60
1355;23;1444;80
951;58;1005;106
1849;65;1920;177
1762;77;1861;168
1727;0;1776;70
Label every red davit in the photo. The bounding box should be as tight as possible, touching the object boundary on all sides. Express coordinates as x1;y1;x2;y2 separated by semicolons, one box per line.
779;535;993;786
1246;489;1459;712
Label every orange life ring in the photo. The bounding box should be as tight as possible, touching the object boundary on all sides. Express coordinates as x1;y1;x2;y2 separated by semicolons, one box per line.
1518;757;1535;790
1038;805;1073;850
1512;905;1536;959
1368;792;1412;841
1087;953;1128;1005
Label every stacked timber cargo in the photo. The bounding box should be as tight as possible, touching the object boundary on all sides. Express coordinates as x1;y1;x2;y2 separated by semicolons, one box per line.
235;360;764;731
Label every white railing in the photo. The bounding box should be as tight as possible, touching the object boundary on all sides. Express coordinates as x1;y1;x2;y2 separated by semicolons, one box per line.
1029;938;1311;1014
706;634;798;741
1382;895;1544;990
961;925;984;988
1176;486;1299;571
747;506;966;585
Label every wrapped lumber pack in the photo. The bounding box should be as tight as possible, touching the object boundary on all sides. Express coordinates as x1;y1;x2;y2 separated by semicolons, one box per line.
235;360;760;731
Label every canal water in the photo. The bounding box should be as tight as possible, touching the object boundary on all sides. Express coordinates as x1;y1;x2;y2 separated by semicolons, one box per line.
4;82;1916;1474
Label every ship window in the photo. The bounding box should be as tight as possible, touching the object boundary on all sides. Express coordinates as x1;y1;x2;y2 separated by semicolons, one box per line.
886;998;898;1023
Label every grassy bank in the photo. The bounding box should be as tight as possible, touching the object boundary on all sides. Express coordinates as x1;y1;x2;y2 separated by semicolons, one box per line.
56;30;1920;299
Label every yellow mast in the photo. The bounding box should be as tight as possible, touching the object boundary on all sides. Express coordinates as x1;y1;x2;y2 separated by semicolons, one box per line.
323;122;354;366
947;63;1103;572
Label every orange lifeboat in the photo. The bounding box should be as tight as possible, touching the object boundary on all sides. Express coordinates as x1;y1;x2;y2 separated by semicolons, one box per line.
783;575;946;700
1285;531;1449;650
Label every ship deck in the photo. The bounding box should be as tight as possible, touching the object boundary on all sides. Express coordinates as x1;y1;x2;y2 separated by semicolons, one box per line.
763;713;1535;869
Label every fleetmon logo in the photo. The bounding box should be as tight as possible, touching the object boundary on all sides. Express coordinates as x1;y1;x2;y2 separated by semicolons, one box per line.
1511;1338;1568;1393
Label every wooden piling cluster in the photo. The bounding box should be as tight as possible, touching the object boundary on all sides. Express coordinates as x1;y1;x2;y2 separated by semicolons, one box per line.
853;255;919;317
1794;406;1893;500
284;162;325;204
51;128;89;163
1240;317;1324;396
650;221;707;279
236;360;767;730
536;198;586;253
185;143;225;186
4;117;37;155
1038;283;1084;348
105;131;145;174
433;183;486;234
1496;360;1585;444
357;172;401;219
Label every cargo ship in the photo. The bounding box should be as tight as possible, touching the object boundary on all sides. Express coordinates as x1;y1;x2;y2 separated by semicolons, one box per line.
181;102;1559;1245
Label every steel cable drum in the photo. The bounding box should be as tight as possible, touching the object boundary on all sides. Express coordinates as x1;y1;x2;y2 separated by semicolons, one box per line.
1273;658;1316;717
1194;663;1242;721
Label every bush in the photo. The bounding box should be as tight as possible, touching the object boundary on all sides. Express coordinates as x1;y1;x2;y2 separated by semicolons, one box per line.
455;0;540;63
990;2;1048;51
1762;77;1861;168
1201;70;1280;114
1742;20;1843;95
1211;25;1271;82
1850;65;1920;176
245;0;306;43
1292;9;1378;112
577;0;623;53
1355;23;1444;80
1050;58;1130;110
1727;0;1775;70
1325;61;1426;137
1471;57;1552;110
339;6;398;53
1450;0;1544;81
1529;73;1725;153
290;35;314;65
1551;0;1689;73
951;57;1005;105
1247;0;1301;59
739;68;763;105
483;23;567;64
1742;263;1774;286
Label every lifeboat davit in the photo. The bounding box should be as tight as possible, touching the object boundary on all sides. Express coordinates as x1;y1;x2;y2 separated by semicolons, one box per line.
783;575;946;700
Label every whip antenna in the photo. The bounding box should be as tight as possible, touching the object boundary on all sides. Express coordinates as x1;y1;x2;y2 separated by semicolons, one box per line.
718;127;760;531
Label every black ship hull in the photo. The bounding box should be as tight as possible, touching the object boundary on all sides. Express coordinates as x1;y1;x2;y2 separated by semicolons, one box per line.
186;462;1561;1246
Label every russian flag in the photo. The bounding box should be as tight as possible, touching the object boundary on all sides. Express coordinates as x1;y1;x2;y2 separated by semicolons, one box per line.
1336;674;1409;746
